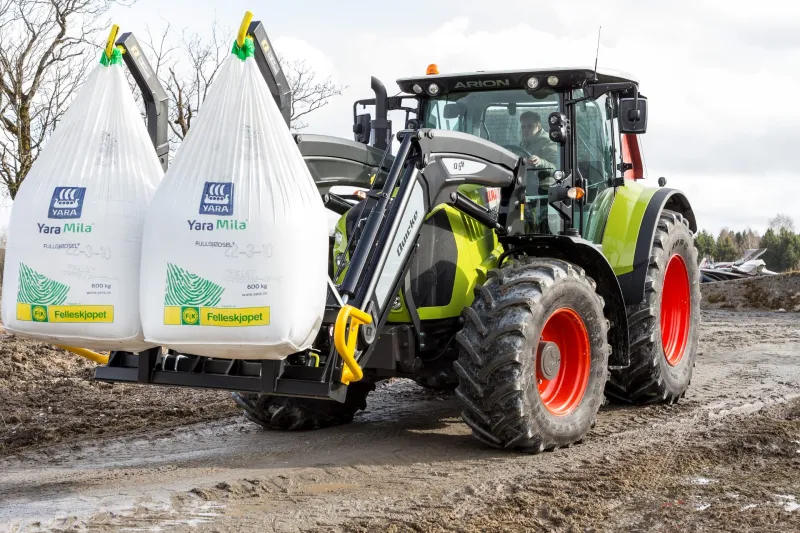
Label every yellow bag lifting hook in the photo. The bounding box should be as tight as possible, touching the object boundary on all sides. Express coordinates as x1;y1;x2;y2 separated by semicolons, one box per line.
237;11;254;48
105;24;120;60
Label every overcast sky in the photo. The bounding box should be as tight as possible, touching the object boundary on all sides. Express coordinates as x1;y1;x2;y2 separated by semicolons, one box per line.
2;0;798;236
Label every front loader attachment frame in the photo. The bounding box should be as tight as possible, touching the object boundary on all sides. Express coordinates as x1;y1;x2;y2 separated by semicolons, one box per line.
95;129;527;402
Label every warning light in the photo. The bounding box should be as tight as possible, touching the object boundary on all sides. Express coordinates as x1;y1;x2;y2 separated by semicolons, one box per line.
567;187;585;200
426;64;439;75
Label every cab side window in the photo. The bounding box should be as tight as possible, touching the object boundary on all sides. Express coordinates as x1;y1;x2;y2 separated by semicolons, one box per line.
575;93;614;202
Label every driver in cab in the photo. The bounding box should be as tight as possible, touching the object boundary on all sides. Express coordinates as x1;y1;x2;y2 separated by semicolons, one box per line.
519;111;557;170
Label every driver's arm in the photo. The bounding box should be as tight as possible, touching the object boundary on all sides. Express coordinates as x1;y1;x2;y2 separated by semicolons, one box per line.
536;141;558;169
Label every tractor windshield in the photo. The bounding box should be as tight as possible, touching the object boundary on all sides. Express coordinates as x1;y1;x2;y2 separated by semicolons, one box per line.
422;88;561;167
422;88;563;233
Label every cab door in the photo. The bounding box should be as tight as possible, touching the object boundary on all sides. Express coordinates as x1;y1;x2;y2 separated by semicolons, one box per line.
574;92;621;242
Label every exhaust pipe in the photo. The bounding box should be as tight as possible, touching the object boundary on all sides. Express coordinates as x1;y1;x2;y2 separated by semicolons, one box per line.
371;76;390;151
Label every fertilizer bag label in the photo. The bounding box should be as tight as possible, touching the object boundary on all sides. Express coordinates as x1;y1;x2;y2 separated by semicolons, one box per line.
0;46;163;351
139;36;328;360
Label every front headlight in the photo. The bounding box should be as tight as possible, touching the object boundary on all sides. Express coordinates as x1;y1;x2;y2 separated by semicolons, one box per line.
334;252;347;277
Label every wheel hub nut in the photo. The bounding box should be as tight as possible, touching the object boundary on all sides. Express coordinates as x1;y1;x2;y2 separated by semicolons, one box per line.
538;341;561;380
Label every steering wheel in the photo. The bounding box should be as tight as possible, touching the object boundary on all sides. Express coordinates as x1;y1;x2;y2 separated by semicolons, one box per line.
502;144;532;160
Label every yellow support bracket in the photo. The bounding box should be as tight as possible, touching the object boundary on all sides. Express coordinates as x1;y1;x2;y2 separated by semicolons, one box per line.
333;305;372;385
237;11;254;48
105;24;120;60
58;345;109;365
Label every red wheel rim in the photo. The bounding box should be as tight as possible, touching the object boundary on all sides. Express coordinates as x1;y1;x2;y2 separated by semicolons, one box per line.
537;308;591;416
661;254;691;366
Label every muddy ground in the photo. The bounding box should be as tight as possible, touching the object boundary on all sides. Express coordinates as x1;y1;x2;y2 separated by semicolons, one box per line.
0;332;238;457
1;276;799;532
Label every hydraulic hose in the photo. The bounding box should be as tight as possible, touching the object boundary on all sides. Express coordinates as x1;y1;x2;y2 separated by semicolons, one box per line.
58;345;109;365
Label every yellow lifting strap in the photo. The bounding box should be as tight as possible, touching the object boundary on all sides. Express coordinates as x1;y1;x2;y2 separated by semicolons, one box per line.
237;11;254;48
105;24;120;60
333;305;372;385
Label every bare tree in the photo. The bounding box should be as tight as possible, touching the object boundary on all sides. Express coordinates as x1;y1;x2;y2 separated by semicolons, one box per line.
280;54;346;130
0;0;133;199
768;213;795;233
164;21;228;143
0;6;346;190
138;23;346;152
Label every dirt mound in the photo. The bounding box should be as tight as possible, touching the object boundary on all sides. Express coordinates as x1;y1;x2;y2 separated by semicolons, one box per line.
0;329;237;456
701;272;800;312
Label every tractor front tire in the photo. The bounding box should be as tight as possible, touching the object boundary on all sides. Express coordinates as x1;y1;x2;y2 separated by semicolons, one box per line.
232;381;375;431
454;257;610;453
606;209;701;405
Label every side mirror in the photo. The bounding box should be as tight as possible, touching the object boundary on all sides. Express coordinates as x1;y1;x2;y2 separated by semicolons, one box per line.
548;112;569;144
443;102;466;119
353;113;371;144
619;96;648;134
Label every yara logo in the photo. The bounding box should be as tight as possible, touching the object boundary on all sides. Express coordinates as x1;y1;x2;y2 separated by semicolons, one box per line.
48;187;86;219
199;182;234;216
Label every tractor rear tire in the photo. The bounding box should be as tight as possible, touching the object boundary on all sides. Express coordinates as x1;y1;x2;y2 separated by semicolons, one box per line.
231;381;375;431
454;257;610;453
606;209;701;405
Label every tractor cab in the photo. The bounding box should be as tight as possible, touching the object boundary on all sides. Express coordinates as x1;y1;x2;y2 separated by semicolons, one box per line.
351;66;648;242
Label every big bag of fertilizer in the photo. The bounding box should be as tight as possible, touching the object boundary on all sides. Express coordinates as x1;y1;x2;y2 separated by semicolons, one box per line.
138;33;329;360
0;43;163;352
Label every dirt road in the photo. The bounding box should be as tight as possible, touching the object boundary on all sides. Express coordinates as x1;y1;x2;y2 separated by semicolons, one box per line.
2;308;799;532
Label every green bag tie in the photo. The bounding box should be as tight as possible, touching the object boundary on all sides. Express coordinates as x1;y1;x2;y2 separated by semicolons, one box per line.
99;46;124;67
231;36;255;61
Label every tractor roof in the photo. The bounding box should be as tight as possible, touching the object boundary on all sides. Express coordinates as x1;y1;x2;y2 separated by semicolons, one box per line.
396;67;638;96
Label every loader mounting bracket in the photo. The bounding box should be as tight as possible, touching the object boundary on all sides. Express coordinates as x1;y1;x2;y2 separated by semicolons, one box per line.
94;350;348;402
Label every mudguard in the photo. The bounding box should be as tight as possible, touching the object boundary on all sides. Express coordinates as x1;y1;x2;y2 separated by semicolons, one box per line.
500;235;630;368
601;180;697;307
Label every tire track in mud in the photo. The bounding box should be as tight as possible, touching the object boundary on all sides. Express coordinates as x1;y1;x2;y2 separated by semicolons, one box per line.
1;310;799;533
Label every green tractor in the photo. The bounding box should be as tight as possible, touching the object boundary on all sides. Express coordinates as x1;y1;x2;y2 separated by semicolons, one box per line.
96;21;700;453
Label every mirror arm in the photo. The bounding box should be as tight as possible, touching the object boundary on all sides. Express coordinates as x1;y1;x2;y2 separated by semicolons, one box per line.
567;81;638;107
627;84;640;122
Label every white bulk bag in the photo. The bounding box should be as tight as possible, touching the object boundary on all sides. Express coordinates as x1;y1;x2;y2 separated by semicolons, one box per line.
138;36;329;360
0;46;163;351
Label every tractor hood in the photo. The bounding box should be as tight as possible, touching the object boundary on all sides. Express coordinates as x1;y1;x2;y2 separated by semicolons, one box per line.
295;133;394;193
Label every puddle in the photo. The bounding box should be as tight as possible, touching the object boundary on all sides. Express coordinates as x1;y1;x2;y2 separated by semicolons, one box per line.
689;477;717;485
114;500;225;532
774;494;800;512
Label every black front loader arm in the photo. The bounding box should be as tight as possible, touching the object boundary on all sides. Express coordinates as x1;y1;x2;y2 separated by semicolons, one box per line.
248;19;293;127
338;128;526;372
115;32;169;172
